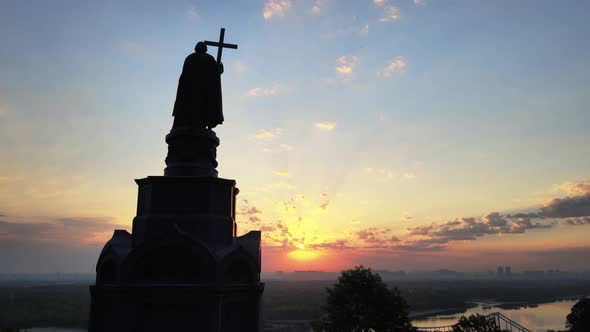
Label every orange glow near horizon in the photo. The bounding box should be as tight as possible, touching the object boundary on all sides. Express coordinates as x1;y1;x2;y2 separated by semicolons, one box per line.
287;249;321;261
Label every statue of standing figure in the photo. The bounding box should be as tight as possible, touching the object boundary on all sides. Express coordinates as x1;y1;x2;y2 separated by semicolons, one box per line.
165;29;238;177
172;41;224;129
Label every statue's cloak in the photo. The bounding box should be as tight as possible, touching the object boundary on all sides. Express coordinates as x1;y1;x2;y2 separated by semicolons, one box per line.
172;52;223;128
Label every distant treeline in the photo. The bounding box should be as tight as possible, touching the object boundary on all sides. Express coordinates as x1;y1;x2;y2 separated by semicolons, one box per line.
0;279;589;328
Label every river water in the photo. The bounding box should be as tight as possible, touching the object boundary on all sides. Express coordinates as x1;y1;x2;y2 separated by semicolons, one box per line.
24;299;581;332
412;299;578;332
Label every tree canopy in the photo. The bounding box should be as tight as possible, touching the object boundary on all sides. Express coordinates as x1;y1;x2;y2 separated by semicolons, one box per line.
566;298;590;332
452;314;507;332
311;266;414;332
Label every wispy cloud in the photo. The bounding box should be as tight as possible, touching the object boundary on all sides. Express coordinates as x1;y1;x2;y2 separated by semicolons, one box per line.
335;55;359;74
314;122;337;131
246;83;283;97
279;144;294;151
263;0;291;20
310;0;322;14
414;0;426;6
379;6;401;22
254;128;282;140
273;169;291;177
232;61;248;74
373;0;386;6
186;6;199;21
360;24;369;34
378;56;406;77
365;167;395;180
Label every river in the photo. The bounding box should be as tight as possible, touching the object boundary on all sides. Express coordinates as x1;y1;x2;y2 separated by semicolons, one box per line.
412;299;579;332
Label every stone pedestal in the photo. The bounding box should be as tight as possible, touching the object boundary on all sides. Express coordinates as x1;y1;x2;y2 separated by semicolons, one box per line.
164;127;219;177
89;131;263;331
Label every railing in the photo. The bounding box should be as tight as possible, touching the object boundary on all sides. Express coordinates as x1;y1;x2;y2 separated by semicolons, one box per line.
489;312;531;332
414;325;454;332
414;312;531;332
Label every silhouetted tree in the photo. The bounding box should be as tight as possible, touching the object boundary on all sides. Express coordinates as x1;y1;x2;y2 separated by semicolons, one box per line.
566;298;590;332
452;314;506;332
452;314;517;332
311;265;414;332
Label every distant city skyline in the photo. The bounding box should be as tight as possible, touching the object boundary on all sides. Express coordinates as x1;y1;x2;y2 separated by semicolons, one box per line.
1;0;590;273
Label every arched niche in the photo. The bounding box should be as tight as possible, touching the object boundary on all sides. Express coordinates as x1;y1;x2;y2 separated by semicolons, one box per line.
97;257;118;283
121;230;216;283
221;248;258;284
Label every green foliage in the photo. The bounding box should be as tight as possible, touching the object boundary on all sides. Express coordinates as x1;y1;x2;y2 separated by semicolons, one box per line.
312;266;414;332
566;298;590;332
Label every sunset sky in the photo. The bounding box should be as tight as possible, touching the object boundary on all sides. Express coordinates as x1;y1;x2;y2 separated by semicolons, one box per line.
1;0;590;273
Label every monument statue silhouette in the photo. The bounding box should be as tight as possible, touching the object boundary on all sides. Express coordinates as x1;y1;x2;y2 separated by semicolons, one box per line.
89;28;263;332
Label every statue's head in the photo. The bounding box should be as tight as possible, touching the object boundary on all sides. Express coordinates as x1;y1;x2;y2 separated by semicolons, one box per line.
195;42;207;54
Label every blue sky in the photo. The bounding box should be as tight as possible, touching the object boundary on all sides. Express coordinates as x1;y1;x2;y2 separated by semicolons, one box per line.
0;0;590;272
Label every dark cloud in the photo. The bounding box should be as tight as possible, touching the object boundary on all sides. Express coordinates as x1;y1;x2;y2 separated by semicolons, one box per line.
0;217;124;273
355;227;400;248
308;239;351;250
259;225;276;232
239;206;262;215
540;194;590;218
406;212;554;247
0;217;122;243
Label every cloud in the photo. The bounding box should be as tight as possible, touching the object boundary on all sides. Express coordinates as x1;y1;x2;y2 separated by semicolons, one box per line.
378;6;401;22
406;212;554;248
379;56;406;77
263;0;291;20
310;0;322;14
414;0;426;5
319;202;329;210
365;167;395;181
540;192;590;218
246;83;283;97
186;6;199;21
335;55;359;74
279;144;293;151
555;180;590;196
259;225;276;232
232;61;248;74
566;217;590;225
373;0;386;6
0;217;124;245
314;122;336;131
273;169;291;177
254;128;282;140
360;24;369;34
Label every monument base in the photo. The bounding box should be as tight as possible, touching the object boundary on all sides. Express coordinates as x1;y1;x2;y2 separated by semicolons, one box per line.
89;175;263;332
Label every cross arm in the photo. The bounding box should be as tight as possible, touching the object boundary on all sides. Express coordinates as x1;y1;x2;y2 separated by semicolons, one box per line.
204;41;238;49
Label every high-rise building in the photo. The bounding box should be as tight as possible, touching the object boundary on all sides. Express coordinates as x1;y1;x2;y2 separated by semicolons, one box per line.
497;265;504;277
505;266;512;277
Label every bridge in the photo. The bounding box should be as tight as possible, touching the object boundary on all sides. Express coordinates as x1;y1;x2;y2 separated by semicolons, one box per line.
415;312;531;332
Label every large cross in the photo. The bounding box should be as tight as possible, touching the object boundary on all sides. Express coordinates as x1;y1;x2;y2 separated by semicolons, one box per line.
204;28;238;63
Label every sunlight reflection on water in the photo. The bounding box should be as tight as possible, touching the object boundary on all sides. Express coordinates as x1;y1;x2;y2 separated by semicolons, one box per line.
412;299;578;332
